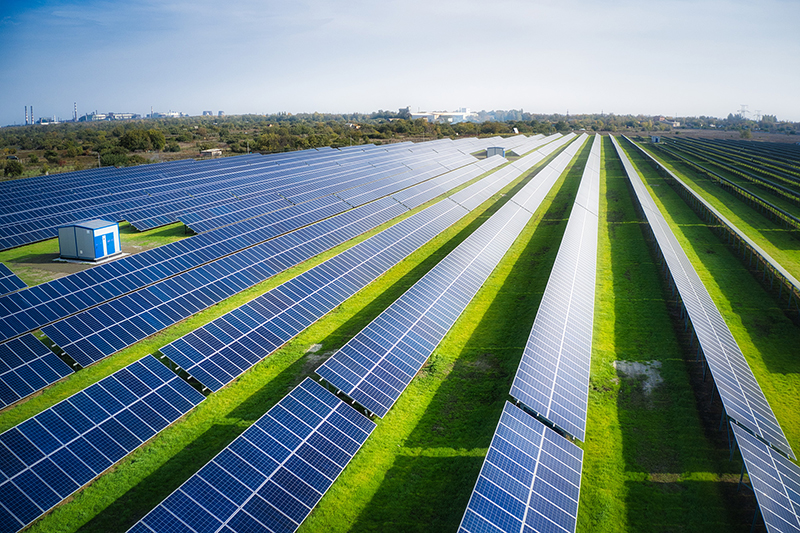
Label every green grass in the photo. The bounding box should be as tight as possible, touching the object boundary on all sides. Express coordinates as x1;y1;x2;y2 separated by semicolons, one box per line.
14;146;567;532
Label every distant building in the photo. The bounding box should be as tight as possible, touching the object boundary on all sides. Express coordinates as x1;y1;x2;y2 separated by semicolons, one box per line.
79;112;139;122
409;108;477;123
218;111;225;117
202;111;213;116
651;136;661;143
486;147;506;157
149;111;187;118
200;148;223;158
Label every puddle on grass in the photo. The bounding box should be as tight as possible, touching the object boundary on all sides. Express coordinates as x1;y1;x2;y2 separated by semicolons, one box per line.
613;360;663;395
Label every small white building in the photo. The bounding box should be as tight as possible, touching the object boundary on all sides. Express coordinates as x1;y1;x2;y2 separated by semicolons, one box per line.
58;220;120;261
651;136;661;143
486;147;506;157
200;148;223;158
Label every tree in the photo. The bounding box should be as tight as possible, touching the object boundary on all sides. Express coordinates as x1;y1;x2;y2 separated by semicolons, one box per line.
147;129;166;151
4;160;24;177
740;128;753;139
119;129;151;151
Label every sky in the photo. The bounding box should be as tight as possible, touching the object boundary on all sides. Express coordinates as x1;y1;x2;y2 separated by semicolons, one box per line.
1;0;798;127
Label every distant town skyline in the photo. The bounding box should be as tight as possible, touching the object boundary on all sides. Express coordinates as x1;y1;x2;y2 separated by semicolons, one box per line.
1;0;798;127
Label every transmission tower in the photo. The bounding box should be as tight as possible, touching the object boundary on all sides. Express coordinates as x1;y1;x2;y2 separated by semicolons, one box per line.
739;104;749;118
755;110;762;122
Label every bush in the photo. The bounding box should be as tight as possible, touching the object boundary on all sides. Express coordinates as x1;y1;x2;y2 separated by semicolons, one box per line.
4;160;24;177
165;141;181;152
43;149;59;164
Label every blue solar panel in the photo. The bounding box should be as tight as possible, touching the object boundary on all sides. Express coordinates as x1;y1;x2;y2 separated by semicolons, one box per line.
0;355;203;533
0;334;73;408
731;423;800;533
318;136;588;418
458;402;583;533
130;378;373;533
0;147;481;344
510;135;601;441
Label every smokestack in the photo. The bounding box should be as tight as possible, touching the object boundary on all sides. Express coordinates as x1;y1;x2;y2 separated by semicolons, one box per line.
31;105;34;124
74;102;77;122
25;106;28;125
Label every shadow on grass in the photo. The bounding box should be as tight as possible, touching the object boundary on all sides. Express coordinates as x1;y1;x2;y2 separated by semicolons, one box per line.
75;352;310;533
611;139;757;531
344;455;485;533
344;140;589;532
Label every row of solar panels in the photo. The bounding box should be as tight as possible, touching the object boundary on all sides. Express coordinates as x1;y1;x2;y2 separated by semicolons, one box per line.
127;134;586;533
0;140;498;344
460;134;600;533
0;134;564;532
612;136;800;532
613;135;794;459
0;135;553;345
0;154;507;408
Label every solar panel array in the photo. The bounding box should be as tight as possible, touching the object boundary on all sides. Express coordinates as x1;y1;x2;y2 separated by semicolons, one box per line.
0;196;350;344
317;134;587;418
0;144;481;345
0;265;25;297
158;157;509;392
0;334;73;409
730;423;800;533
610;135;795;460
458;402;583;533
0;139;477;250
42;198;406;367
128;378;374;533
510;134;601;441
0;355;204;533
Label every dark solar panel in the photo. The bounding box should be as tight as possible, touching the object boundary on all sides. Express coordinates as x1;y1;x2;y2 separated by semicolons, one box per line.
510;135;601;441
731;423;800;533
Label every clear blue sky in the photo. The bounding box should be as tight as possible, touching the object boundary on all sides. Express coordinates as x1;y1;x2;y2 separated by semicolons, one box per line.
1;0;798;126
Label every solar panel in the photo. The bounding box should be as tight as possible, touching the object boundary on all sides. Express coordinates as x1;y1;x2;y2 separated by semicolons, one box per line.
317;135;588;417
0;149;481;344
0;264;26;296
159;159;512;392
0;334;73;408
731;423;800;533
0;355;204;533
510;134;601;441
611;135;795;459
458;402;583;533
128;378;374;533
